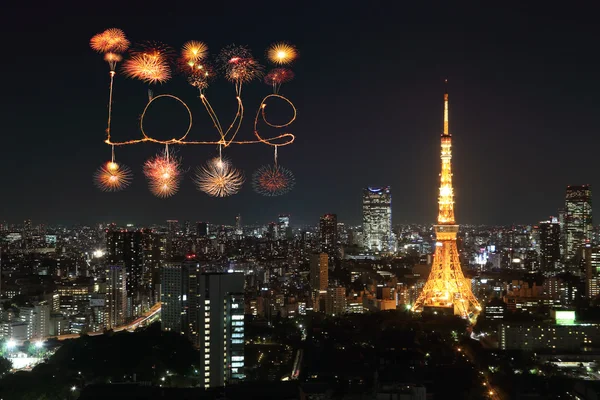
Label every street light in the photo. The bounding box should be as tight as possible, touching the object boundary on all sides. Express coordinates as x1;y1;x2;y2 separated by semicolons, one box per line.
35;341;44;349
71;386;77;392
6;340;16;350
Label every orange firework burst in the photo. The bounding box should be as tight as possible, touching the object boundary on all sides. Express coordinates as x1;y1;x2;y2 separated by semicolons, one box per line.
143;150;182;198
182;41;208;63
104;52;122;71
123;53;171;84
94;161;132;192
264;68;295;93
90;28;130;54
194;157;244;197
267;42;297;65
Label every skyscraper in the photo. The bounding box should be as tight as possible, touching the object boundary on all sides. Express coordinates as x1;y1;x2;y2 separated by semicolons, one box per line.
412;84;481;319
565;185;592;261
166;220;179;259
277;214;291;240
319;214;338;256
199;273;245;388
196;222;209;237
105;265;127;329
106;230;144;318
310;253;329;292
235;214;243;236
539;218;561;275
161;261;191;336
362;187;392;252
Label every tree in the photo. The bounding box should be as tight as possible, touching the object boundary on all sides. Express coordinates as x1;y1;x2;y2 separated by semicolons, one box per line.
0;356;12;376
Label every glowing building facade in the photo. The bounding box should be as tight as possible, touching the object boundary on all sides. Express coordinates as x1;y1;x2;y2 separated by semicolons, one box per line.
565;185;592;261
362;187;392;252
412;86;481;319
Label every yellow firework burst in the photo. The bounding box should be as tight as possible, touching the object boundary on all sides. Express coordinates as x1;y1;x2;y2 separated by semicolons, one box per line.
267;42;297;65
182;41;208;63
94;161;132;192
194;157;244;197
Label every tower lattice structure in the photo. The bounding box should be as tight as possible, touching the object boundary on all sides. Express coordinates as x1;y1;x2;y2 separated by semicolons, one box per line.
412;85;481;319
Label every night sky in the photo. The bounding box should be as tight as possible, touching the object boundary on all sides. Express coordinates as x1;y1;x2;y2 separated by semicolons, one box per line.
1;5;599;226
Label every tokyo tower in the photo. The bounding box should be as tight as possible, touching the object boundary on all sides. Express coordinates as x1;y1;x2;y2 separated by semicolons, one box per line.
412;83;481;319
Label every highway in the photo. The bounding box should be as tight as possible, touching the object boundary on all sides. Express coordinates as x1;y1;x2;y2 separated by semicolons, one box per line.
51;302;161;341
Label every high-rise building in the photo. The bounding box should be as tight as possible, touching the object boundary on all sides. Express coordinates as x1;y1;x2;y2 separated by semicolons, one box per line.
160;258;204;346
412;84;481;319
584;244;600;298
539;218;561;275
362;187;392;252
235;214;243;236
326;287;346;316
106;230;144;318
277;215;291;240
310;253;329;292
161;261;190;336
105;265;127;329
142;230;166;304
199;273;245;388
319;214;337;256
565;185;592;261
197;222;209;237
166;220;179;259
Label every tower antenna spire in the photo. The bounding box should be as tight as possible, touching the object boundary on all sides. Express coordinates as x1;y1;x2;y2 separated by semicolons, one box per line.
443;79;449;136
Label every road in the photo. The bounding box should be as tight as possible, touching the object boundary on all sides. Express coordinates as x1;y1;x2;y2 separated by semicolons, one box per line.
457;345;502;400
51;302;161;341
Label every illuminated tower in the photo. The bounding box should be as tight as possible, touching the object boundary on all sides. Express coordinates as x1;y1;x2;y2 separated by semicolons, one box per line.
412;84;481;319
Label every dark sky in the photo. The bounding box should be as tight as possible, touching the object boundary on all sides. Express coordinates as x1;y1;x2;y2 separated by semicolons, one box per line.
1;5;599;226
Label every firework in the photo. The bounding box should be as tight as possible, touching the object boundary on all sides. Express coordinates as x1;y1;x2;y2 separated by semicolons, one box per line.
252;164;295;196
123;53;171;84
104;52;122;71
267;42;297;65
195;157;244;197
186;63;214;92
94;161;132;192
90;28;130;53
264;68;295;93
182;41;208;63
143;151;182;198
218;45;263;84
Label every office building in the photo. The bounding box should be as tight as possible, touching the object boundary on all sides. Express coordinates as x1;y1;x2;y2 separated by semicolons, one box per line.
539;218;561;275
499;311;600;351
319;214;337;256
166;220;179;259
362;187;392;252
310;253;329;292
161;261;190;336
565;185;592;261
326;287;346;316
199;273;245;388
235;214;242;236
107;230;144;318
105;265;127;329
277;215;291;240
197;222;209;237
585;245;600;298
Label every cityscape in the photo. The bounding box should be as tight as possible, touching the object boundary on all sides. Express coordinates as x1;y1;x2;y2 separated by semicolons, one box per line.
2;6;600;400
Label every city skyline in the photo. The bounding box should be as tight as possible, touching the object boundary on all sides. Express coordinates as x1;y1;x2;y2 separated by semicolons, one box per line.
2;7;599;226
